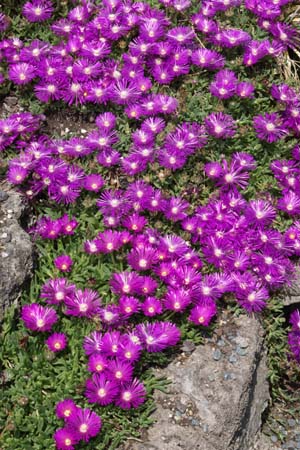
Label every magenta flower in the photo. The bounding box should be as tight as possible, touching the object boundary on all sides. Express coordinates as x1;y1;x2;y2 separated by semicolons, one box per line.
136;321;181;352
205;112;237;139
65;289;101;318
118;338;142;363
107;359;134;383
87;354;108;374
236;285;269;313
45;333;67;352
83;174;104;192
110;271;143;296
118;296;140;317
85;373;119;406
245;200;277;227
98;330;123;355
127;246;157;271
236;81;255;98
67;407;102;442
115;378;146;409
163;197;190;222
21;303;58;332
290;310;300;332
142;297;163;317
23;0;54;22
54;255;73;272
83;331;103;356
8;63;36;85
188;303;217;326
40;278;75;305
53;428;79;450
164;288;191;312
7;166;28;184
55;399;78;421
288;331;300;362
253;112;288;143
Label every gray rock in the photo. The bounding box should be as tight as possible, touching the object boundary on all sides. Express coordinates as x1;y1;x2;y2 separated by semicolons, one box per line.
181;340;196;353
0;190;9;202
251;434;277;450
122;313;269;450
283;267;300;306
0;186;33;319
288;419;296;427
284;441;297;449
213;348;222;360
229;353;238;364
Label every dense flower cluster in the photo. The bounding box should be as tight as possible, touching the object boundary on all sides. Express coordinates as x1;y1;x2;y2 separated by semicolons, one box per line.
0;0;298;112
288;309;300;362
54;403;101;449
0;112;44;152
2;0;300;447
29;214;78;239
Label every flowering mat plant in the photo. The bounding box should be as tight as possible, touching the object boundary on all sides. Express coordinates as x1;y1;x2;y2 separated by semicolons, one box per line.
0;0;300;448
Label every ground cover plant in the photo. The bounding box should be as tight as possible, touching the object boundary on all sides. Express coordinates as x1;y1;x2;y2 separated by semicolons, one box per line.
0;0;300;448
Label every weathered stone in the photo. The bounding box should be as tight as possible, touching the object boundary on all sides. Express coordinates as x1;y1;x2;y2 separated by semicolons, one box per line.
250;434;276;450
0;185;33;319
283;268;300;306
122;313;269;450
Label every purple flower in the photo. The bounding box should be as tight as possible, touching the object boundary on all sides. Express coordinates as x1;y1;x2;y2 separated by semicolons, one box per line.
87;354;108;374
101;331;124;357
118;296;140;317
67;407;101;442
117;337;142;363
209;69;237;100
21;303;58;332
45;333;67;352
188;302;217;326
164;288;191;312
53;428;79;450
236;284;269;313
40;278;75;305
269;22;300;50
278;191;300;216
115;378;146;409
95;112;116;130
8;63;36;85
288;331;300;362
290;310;300;332
122;214;148;233
127;246;157;271
216;29;251;48
0;13;10;32
85;373;119;406
7;166;28;184
55;399;78;420
136;321;181;352
83;331;103;356
271;84;296;103
65;289;101;318
83;174;104;192
107;359;134;383
253;112;288;143
236;82;255;98
245;200;277;227
54;255;73;273
110;271;143;296
163;197;190;222
205;112;237;139
23;0;54;22
142;297;163;317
